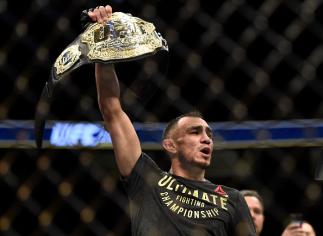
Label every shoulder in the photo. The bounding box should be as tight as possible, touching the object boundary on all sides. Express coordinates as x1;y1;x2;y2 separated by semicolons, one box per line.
133;152;166;175
220;185;240;194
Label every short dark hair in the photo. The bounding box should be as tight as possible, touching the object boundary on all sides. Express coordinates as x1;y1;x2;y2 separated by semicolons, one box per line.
162;111;204;139
240;189;265;209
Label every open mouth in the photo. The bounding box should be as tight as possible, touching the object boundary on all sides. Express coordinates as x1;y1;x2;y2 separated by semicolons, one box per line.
200;147;211;155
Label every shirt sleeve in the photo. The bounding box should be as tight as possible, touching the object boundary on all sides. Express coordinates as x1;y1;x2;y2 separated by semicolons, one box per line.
121;152;163;199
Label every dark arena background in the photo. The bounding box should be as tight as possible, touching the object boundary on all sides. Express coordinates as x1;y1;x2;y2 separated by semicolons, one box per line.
1;0;323;235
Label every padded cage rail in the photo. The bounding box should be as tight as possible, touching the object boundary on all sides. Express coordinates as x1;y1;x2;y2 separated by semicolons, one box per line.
2;119;323;149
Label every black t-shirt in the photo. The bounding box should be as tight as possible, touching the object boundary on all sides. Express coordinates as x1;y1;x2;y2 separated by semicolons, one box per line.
122;153;256;236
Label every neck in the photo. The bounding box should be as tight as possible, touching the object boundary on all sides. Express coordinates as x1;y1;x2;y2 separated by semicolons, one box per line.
170;164;206;181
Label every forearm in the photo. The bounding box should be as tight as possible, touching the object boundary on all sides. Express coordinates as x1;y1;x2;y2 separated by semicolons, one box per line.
95;63;121;120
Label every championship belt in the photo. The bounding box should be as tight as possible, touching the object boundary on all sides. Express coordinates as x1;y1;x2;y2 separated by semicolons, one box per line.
35;12;169;148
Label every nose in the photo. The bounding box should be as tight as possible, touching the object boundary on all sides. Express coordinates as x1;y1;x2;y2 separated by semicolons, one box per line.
201;132;212;144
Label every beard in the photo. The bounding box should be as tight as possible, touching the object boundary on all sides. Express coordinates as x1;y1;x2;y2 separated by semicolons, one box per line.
178;150;212;170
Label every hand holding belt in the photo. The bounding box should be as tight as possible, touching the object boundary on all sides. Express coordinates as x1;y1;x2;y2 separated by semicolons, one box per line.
35;12;169;148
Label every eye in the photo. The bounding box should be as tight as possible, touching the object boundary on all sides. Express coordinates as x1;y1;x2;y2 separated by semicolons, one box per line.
253;209;263;215
206;130;213;139
190;130;199;134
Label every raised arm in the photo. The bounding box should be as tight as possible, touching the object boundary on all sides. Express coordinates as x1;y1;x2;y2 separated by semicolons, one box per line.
89;6;142;177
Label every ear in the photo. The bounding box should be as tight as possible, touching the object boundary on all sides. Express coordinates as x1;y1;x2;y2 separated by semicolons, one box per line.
162;139;177;154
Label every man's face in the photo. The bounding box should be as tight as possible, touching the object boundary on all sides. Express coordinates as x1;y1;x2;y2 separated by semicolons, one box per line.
244;196;264;235
282;222;316;236
171;117;213;169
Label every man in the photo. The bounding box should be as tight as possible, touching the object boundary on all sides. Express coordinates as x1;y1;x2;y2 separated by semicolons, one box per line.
88;5;256;235
281;221;316;236
240;190;265;235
